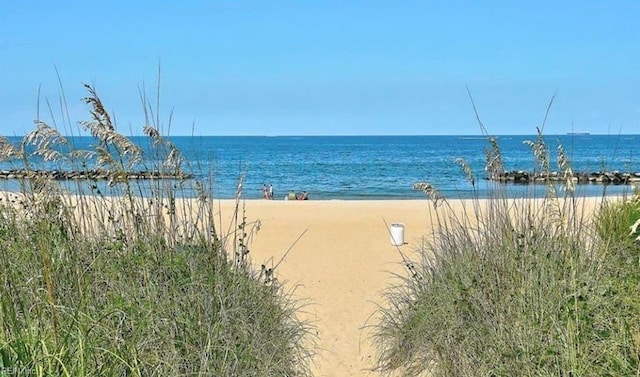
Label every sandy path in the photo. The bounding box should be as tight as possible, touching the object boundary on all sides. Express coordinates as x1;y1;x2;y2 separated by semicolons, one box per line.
213;196;608;376
215;199;439;376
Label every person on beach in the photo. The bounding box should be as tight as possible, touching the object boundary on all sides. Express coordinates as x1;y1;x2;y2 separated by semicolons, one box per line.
297;191;309;200
269;184;274;200
262;184;269;199
287;190;297;200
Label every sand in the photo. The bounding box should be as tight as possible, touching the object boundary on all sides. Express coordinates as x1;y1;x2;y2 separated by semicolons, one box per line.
212;196;611;376
212;199;451;376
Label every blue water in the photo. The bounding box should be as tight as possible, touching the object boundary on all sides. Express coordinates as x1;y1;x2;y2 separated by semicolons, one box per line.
1;134;638;200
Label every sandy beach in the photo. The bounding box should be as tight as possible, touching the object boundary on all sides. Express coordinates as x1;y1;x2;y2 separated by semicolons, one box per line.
212;199;469;376
211;197;609;376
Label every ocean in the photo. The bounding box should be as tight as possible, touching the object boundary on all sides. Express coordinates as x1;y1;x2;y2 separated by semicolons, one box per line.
2;134;639;200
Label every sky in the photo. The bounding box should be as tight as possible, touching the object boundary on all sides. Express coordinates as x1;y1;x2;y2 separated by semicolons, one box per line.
0;0;639;136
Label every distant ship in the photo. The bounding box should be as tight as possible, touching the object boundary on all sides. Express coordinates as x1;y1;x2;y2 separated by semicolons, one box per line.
566;131;590;135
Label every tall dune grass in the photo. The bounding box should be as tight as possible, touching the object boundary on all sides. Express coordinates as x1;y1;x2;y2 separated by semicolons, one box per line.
0;84;314;376
373;116;640;375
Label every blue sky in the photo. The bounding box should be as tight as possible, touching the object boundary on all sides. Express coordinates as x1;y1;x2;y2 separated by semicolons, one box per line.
1;1;638;136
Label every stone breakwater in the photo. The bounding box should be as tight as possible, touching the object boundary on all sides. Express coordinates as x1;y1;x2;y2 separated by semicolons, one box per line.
490;171;640;185
0;169;194;181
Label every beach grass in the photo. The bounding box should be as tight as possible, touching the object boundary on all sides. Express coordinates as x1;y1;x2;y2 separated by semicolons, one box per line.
373;126;640;376
0;85;314;376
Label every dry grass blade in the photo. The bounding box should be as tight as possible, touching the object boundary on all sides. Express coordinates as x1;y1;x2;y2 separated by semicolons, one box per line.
466;87;505;179
466;85;490;136
538;92;556;134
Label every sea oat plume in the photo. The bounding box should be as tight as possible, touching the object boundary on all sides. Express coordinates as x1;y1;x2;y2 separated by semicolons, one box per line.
557;144;575;193
455;157;475;187
82;83;113;130
0;136;24;161
484;136;504;179
412;182;444;207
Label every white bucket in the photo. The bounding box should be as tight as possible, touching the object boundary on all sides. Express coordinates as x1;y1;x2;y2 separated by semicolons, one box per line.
390;223;405;246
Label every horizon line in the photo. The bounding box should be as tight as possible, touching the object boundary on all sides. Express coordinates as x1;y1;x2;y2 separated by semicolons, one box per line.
3;132;640;138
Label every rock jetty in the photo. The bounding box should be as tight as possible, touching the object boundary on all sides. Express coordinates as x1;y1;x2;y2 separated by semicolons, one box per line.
0;169;193;181
489;171;640;185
